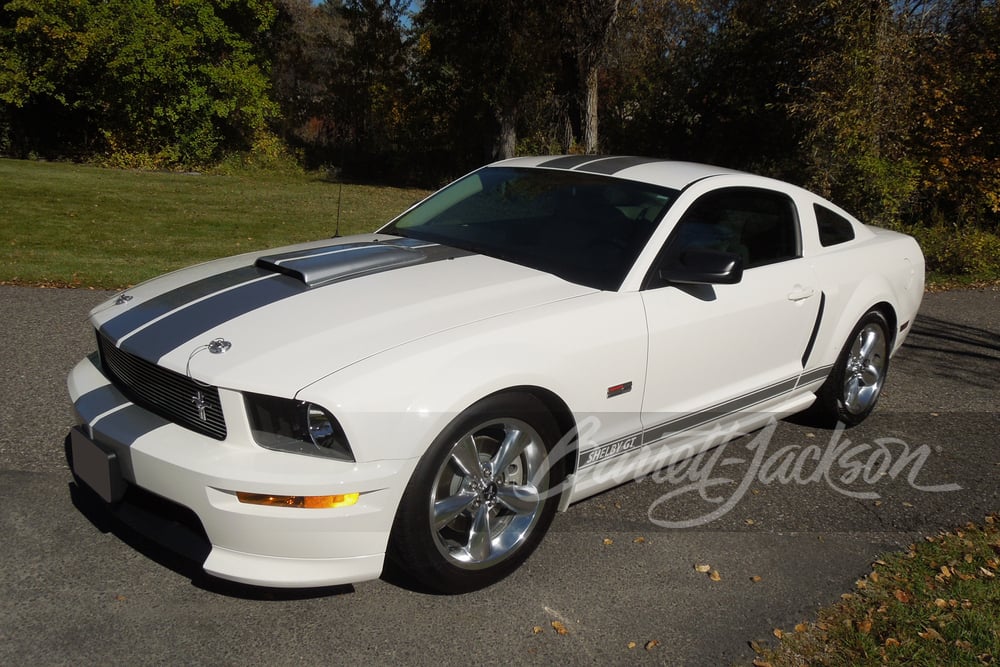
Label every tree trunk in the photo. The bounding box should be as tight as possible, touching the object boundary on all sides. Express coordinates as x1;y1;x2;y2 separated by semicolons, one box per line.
583;66;600;154
496;104;517;159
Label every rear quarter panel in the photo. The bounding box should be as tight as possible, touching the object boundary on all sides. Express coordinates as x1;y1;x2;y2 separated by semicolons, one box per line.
795;193;924;368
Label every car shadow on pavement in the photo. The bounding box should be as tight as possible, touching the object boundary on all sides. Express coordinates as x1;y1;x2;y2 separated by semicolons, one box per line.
67;471;355;601
901;314;1000;389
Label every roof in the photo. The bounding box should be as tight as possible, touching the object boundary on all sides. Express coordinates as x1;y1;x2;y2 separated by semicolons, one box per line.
492;155;743;191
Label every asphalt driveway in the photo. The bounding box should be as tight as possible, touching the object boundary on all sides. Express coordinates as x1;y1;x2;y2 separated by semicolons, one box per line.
1;286;997;665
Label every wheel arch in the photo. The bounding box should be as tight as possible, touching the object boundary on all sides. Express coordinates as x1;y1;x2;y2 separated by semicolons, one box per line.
498;385;580;480
869;300;898;349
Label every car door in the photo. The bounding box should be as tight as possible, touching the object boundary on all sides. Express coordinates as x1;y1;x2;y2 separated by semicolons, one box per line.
639;186;821;447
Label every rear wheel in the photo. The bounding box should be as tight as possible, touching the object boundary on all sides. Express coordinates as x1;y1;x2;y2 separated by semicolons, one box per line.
812;310;891;426
387;393;564;593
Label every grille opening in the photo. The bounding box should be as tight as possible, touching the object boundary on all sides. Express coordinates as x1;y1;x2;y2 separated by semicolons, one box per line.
97;331;227;440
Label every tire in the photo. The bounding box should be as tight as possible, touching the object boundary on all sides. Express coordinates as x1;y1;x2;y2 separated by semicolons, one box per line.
387;393;565;594
812;310;892;427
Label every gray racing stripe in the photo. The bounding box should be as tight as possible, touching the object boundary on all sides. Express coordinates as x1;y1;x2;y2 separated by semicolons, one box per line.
642;377;800;445
798;364;833;386
108;238;472;362
578;375;802;469
116;273;308;361
575;156;663;175
100;265;266;344
537;155;605;169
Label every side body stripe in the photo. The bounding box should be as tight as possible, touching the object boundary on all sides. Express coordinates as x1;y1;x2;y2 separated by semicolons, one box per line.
579;370;831;470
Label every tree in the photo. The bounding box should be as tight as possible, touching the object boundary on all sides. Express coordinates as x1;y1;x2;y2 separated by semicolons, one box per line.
560;0;622;153
0;0;278;165
269;0;349;161
414;0;560;162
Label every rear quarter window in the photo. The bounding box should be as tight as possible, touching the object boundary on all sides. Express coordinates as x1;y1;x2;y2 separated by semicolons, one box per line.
814;204;856;247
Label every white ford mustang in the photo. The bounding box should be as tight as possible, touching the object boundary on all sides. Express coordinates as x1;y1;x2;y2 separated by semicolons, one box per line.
68;156;924;593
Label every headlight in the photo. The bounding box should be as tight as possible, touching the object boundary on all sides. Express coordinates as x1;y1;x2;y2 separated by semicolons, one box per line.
244;392;355;462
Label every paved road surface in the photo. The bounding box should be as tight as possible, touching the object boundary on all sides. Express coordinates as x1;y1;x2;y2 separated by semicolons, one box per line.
1;286;997;665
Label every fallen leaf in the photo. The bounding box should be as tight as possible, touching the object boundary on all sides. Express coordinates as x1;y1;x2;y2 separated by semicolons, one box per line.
633;537;646;544
750;575;762;583
794;623;808;633
885;637;900;648
870;572;880;583
918;628;943;642
857;619;873;634
551;621;568;635
627;641;636;650
773;628;784;639
602;538;613;546
979;567;995;578
753;660;773;667
114;595;126;602
709;570;721;581
903;502;914;507
893;589;911;603
955;639;973;651
745;518;756;526
644;640;660;651
841;593;855;601
934;598;948;609
532;626;544;635
695;563;711;573
874;500;883;507
940;565;952;578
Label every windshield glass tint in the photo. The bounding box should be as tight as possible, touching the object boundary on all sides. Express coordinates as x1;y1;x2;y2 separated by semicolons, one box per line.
381;167;678;290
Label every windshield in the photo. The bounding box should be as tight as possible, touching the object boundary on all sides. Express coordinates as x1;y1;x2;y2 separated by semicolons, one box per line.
380;167;678;290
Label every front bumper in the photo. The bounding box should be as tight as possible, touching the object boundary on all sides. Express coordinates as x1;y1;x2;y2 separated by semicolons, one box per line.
67;354;416;588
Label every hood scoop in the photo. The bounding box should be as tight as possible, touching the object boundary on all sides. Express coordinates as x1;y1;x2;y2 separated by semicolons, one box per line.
255;241;427;287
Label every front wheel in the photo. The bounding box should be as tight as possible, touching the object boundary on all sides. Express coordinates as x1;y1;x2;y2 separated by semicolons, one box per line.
812;310;891;426
387;393;565;593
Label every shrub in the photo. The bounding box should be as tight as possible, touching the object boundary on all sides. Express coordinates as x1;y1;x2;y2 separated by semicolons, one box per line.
907;224;1000;278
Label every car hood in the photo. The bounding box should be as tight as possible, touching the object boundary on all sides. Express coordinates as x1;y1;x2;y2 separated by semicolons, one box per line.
91;235;595;397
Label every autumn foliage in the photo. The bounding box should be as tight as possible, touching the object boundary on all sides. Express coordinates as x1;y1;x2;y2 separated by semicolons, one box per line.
1;0;998;245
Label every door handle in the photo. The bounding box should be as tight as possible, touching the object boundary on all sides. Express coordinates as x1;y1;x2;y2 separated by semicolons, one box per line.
787;286;816;302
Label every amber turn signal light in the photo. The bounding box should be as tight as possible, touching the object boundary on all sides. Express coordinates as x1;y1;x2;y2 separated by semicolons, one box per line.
236;492;360;509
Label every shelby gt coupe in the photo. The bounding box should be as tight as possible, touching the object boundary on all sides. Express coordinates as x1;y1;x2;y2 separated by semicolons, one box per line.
68;156;924;593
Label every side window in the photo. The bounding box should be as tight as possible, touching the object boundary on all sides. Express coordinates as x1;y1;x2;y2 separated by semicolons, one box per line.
662;187;800;270
814;204;856;246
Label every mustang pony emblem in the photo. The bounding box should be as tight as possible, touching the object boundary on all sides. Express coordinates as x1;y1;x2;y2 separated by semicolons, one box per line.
191;391;209;422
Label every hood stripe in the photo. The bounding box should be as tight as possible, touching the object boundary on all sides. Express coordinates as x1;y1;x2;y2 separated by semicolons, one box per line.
101;237;473;363
118;272;308;361
101;265;267;344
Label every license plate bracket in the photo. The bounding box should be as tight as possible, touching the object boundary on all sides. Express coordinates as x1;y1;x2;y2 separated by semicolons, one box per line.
71;428;127;503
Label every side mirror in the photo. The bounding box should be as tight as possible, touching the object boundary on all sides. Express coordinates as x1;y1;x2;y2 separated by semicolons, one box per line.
658;248;744;285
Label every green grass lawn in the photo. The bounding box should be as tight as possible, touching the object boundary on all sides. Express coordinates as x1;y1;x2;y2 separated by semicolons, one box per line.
0;159;430;288
756;516;1000;666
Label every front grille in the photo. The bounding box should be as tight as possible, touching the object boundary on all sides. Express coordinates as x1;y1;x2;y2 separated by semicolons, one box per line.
97;331;227;440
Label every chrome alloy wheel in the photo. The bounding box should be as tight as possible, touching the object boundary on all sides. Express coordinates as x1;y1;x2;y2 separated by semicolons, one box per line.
429;418;548;570
842;322;887;415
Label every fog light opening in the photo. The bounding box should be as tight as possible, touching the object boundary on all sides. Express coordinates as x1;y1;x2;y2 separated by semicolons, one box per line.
236;492;360;509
